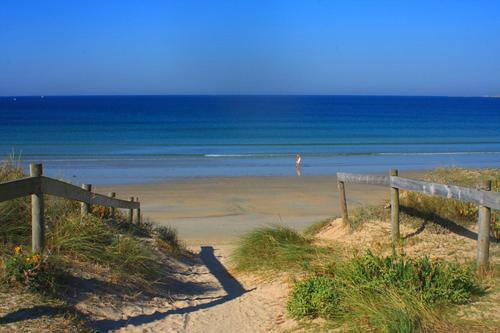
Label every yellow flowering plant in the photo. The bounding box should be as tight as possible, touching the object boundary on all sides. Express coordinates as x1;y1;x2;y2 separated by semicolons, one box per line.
4;245;55;292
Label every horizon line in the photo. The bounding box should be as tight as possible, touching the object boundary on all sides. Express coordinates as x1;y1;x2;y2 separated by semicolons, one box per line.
1;93;498;98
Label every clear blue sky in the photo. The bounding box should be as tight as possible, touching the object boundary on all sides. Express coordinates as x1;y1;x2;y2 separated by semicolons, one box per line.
1;1;499;96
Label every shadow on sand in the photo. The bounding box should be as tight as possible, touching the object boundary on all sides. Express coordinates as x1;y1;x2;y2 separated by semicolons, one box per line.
0;304;79;325
401;205;499;243
91;246;248;332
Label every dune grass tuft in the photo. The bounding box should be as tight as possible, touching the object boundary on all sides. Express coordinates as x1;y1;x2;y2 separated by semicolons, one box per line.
231;225;335;273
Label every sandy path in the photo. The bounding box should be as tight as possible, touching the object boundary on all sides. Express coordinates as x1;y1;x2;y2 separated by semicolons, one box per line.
79;245;294;333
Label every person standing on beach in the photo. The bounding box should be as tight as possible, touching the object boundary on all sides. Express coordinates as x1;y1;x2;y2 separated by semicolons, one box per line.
295;154;302;176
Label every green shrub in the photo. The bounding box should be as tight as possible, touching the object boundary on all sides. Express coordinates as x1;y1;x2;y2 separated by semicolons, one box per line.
231;225;325;272
346;252;480;305
288;252;482;332
287;276;340;319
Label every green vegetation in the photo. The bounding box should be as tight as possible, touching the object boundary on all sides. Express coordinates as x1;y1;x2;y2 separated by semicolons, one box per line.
0;159;183;293
234;167;500;332
288;252;481;332
2;246;60;292
233;223;486;332
231;225;334;273
287;276;339;319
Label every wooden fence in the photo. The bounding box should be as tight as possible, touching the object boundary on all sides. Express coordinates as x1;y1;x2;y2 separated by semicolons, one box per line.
0;163;141;253
337;169;499;269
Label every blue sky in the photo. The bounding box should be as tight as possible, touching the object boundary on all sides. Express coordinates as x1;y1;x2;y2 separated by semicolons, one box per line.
1;1;499;96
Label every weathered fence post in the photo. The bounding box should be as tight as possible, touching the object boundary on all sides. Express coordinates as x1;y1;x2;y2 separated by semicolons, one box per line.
135;197;141;225
30;163;44;253
81;184;92;216
109;192;116;218
477;180;492;270
390;169;400;245
337;180;348;223
128;197;134;223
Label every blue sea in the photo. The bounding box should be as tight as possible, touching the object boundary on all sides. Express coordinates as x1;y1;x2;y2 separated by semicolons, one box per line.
0;95;499;184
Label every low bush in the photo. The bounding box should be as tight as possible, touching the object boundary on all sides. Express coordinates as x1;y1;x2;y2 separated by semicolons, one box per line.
287;276;340;319
345;252;480;304
287;252;482;332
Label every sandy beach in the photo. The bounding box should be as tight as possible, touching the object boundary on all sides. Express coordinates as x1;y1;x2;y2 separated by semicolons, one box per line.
97;174;413;245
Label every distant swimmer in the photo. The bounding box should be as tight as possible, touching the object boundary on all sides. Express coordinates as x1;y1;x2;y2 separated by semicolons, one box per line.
295;154;302;167
295;154;302;176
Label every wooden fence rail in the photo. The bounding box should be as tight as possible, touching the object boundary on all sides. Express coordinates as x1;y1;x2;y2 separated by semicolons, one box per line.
337;169;499;269
0;164;141;253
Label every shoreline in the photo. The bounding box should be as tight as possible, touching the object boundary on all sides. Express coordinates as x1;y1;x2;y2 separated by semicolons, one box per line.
98;173;423;245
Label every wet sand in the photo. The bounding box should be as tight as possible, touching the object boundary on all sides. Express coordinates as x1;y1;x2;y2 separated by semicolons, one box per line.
97;175;417;245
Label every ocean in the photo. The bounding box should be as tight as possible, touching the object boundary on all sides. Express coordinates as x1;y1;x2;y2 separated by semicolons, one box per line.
0;95;499;184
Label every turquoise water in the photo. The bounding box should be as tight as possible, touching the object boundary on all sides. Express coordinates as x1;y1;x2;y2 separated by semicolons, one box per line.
0;95;499;184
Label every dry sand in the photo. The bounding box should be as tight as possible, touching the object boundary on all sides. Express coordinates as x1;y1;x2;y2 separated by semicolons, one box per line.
98;175;393;245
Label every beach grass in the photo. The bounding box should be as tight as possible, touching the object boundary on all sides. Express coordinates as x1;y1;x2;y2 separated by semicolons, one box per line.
231;225;336;273
0;159;183;292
